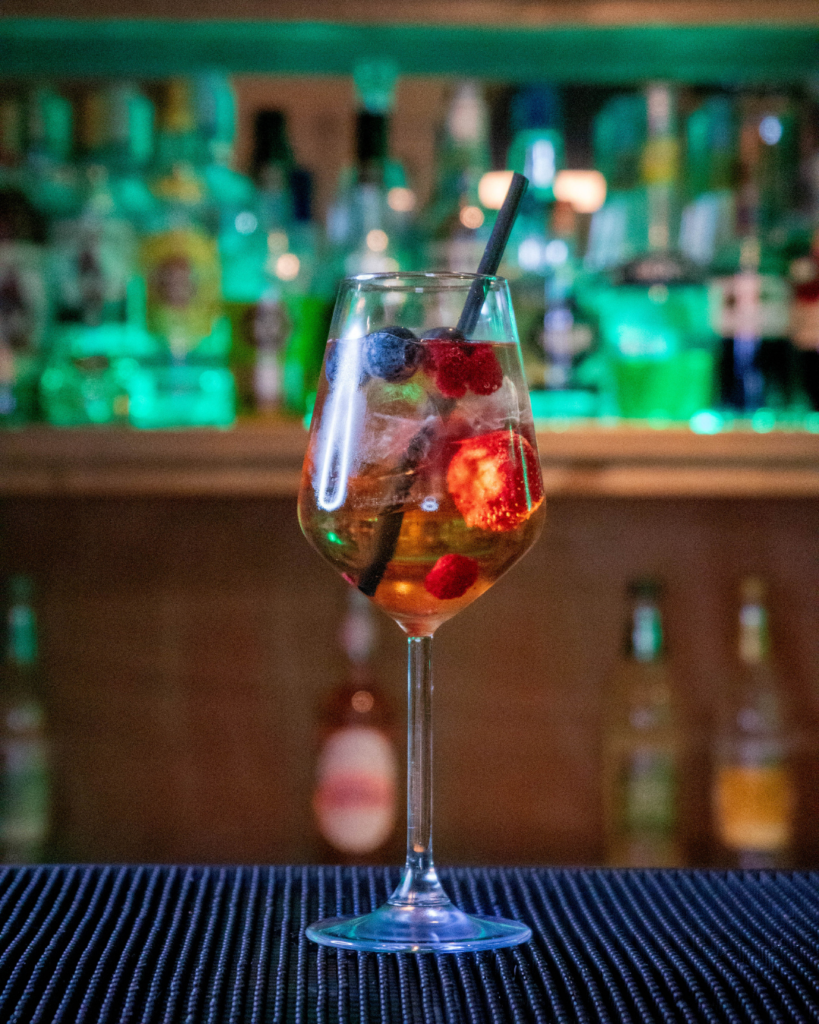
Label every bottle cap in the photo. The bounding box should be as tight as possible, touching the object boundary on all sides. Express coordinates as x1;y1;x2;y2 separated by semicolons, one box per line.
628;578;662;601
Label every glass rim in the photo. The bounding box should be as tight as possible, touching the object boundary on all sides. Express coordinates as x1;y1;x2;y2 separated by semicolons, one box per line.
344;271;507;292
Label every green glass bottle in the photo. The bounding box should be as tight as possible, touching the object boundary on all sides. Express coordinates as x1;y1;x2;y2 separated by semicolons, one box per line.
41;84;156;426
135;78;234;428
590;85;717;421
0;576;50;864
0;92;49;425
603;579;684;868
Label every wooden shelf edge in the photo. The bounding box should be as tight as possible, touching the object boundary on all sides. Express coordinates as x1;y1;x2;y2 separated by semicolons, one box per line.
2;422;819;498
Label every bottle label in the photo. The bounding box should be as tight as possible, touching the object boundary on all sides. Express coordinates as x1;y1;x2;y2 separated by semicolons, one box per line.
0;733;49;856
0;241;48;356
715;763;793;853
51;216;137;326
620;748;677;835
313;726;397;855
142;227;221;356
710;273;791;340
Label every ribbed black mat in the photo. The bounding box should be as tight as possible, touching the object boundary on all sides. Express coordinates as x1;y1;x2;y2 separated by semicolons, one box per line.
0;865;818;1023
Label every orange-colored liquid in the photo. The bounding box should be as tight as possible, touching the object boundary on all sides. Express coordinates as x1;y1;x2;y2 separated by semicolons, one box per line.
299;339;545;635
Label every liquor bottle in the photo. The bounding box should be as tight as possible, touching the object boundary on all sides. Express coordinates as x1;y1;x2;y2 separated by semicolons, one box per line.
590;84;717;420
712;97;799;418
312;590;399;861
223;110;332;418
712;577;795;869
24;85;78;222
327;61;415;278
0;576;50;864
603;579;684;868
529;200;601;418
425;80;492;273
679;96;738;269
136;78;234;428
0;93;49;425
790;226;819;412
502;85;565;387
41;85;154;426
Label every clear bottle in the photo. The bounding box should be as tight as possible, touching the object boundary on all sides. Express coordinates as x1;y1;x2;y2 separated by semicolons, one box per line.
0;92;49;425
712;96;799;418
312;590;399;862
327;61;416;278
425;80;492;273
41;84;154;427
136;78;234;428
0;576;50;864
502;85;565;386
592;84;717;421
24;85;78;222
712;577;795;869
530;200;601;418
603;579;684;868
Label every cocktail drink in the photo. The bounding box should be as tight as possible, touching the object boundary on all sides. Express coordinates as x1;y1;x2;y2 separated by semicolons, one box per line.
298;272;545;952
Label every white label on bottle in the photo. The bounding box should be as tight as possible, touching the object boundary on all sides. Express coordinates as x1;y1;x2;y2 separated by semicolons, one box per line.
313;726;397;854
0;242;48;354
710;273;791;339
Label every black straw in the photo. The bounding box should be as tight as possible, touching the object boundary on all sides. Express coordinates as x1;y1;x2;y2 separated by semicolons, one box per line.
357;174;530;599
456;172;529;336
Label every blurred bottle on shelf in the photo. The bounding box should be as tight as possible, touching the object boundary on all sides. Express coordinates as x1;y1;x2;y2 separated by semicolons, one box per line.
137;78;234;428
529;199;602;419
603;579;684;868
312;590;399;862
712;577;795;869
0;576;50;864
711;96;799;419
24;85;78;222
679;95;738;270
0;92;49;426
224;109;332;418
589;84;717;421
425;80;492;273
41;84;155;426
788;106;819;417
327;61;417;278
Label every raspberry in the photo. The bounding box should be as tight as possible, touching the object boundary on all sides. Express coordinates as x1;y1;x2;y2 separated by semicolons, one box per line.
446;429;544;532
362;326;421;382
467;344;504;395
424;554;480;600
421;330;503;398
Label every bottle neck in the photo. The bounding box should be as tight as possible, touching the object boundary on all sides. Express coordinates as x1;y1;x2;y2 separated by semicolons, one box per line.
356;111;388;186
628;601;663;662
642;85;680;253
739;600;769;665
6;601;37;668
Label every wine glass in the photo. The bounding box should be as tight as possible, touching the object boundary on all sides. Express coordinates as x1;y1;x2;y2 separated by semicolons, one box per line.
298;272;546;952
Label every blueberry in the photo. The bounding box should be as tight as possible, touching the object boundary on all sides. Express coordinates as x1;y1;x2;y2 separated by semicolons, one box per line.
420;327;466;343
362;326;421;383
323;342;340;385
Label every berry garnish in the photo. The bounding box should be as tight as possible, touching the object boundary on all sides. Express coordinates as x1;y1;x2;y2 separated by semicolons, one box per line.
420;330;503;398
424;554;480;600
362;326;421;383
468;343;504;395
446;429;544;532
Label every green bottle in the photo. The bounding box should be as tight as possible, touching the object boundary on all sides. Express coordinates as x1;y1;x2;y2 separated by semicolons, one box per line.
590;85;717;420
135;78;234;428
0;92;49;425
41;84;156;426
0;576;50;864
603;579;684;868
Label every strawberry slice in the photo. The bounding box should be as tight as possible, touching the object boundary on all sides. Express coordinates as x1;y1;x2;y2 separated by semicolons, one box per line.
424;554;480;600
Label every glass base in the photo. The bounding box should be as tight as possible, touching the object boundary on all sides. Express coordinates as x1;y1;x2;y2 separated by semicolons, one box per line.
306;900;532;953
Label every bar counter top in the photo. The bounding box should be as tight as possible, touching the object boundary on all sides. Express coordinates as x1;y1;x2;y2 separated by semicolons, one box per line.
0;863;817;1022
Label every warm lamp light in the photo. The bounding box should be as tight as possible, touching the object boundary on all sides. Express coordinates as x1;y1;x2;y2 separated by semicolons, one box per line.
553;170;607;213
478;170;514;210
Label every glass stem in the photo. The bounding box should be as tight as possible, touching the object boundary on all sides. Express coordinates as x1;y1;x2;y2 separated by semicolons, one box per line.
389;635;450;908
